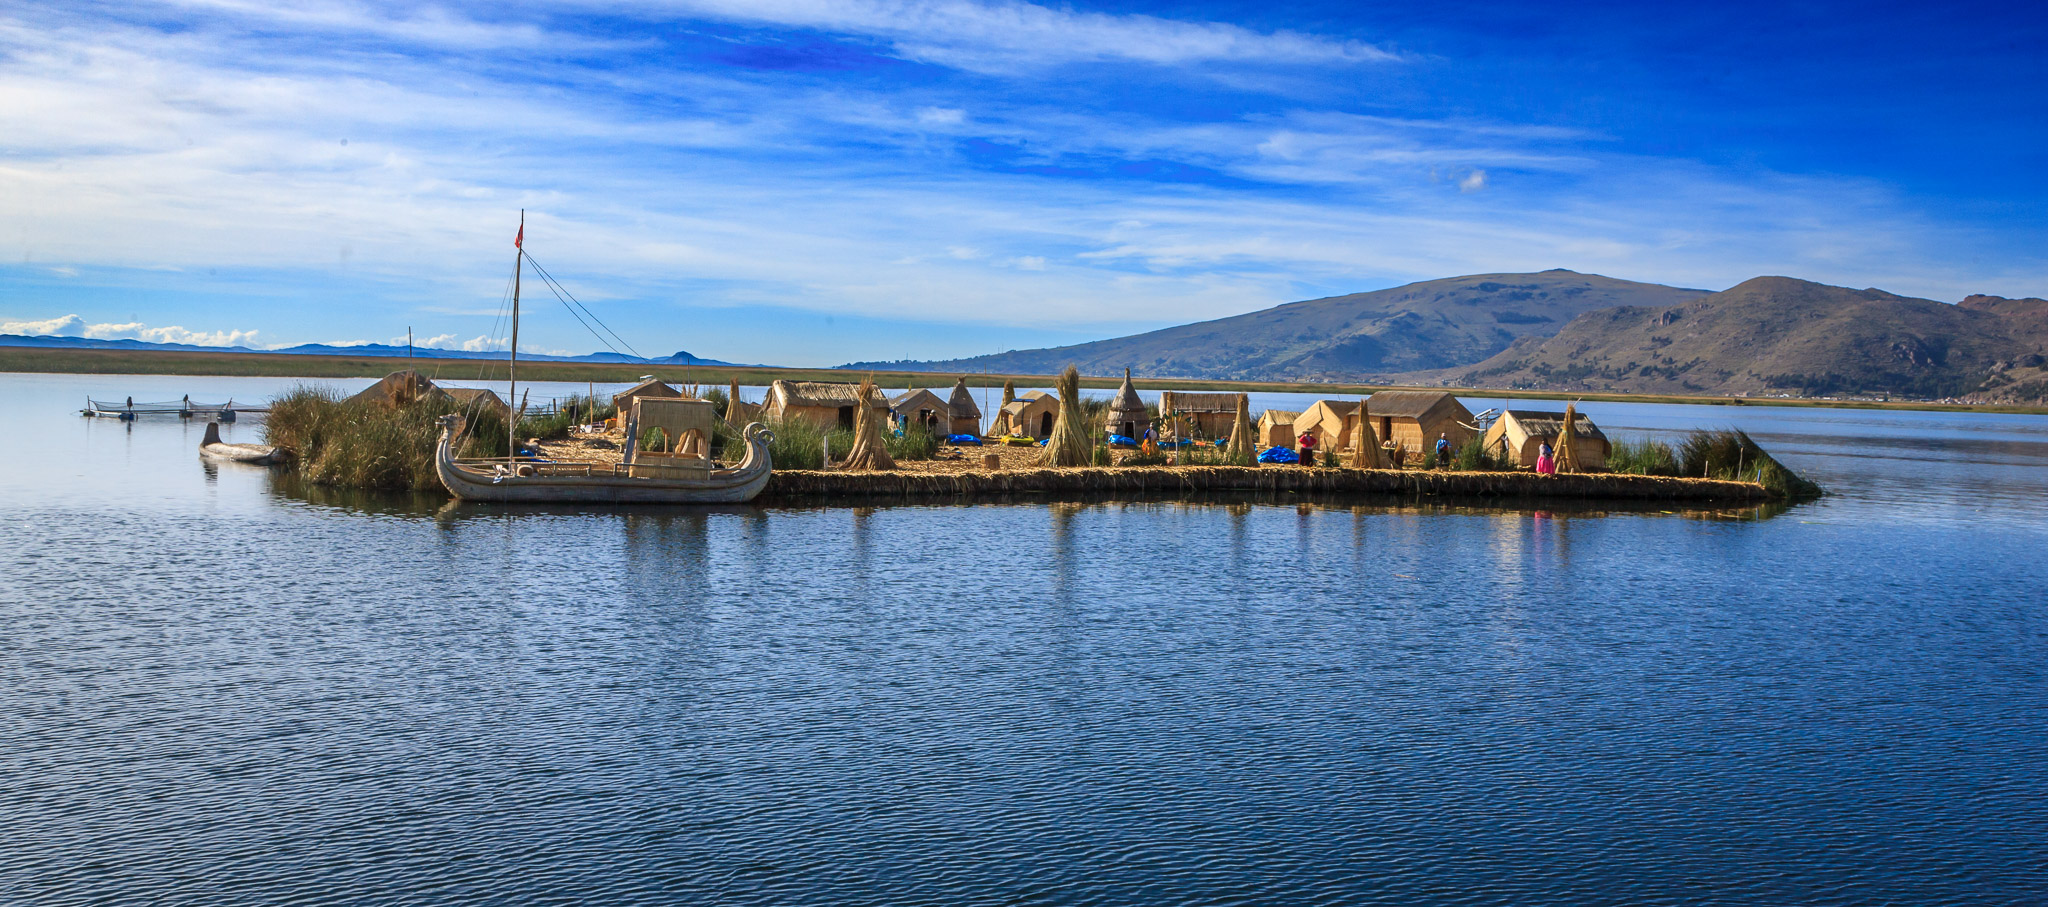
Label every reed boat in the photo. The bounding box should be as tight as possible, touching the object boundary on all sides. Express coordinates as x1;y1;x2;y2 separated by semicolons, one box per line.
434;415;775;503
199;421;281;464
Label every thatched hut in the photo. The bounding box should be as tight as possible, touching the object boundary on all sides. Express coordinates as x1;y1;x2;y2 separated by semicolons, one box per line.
946;377;982;436
444;386;510;420
1292;400;1360;452
1484;409;1611;470
1159;391;1245;441
1256;410;1300;448
762;379;888;429
1104;369;1151;440
889;388;949;434
993;391;1059;438
1364;390;1477;456
612;378;682;420
348;370;452;409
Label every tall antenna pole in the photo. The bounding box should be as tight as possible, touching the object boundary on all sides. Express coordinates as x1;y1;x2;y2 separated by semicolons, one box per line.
509;209;524;462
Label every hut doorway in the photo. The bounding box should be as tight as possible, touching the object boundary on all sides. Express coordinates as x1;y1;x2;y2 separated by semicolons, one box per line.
1121;420;1136;438
1039;412;1054;436
837;405;855;429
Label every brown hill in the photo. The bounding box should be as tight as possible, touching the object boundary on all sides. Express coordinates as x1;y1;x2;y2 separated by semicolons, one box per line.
846;270;1707;381
1438;277;2048;401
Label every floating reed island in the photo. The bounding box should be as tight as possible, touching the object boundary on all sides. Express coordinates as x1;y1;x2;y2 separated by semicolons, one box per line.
263;368;1823;505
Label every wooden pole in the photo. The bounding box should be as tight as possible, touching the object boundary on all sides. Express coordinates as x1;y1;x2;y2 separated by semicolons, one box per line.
508;209;523;463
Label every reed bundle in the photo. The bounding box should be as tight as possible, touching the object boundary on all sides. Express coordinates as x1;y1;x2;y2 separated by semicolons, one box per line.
840;374;896;471
1352;397;1383;469
1037;366;1095;467
1224;394;1257;466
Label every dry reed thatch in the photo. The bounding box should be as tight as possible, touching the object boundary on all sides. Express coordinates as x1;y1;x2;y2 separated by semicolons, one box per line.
1001;379;1016;406
725;377;747;424
1353;397;1384;469
1037;366;1095;467
1555;403;1580;473
1225;393;1257;466
841;374;896;471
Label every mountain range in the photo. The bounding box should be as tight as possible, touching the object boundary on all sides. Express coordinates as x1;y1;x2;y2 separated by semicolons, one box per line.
850;270;2048;403
0;334;737;367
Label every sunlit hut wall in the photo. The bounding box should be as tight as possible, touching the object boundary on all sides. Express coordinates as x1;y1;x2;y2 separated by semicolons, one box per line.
1257;409;1300;448
1363;390;1478;458
1292;400;1359;453
888;387;948;434
1104;369;1151;440
1160;391;1245;441
762;379;888;429
995;391;1059;438
946;377;982;436
1482;409;1611;469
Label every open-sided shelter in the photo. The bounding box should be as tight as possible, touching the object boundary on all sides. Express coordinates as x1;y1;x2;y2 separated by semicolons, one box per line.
1103;369;1152;440
762;379;888;429
889;388;950;434
348;370;452;409
946;378;983;436
1256;410;1301;448
1364;390;1477;457
612;379;682;420
1159;391;1246;440
632;397;719;461
1483;409;1610;470
993;391;1058;438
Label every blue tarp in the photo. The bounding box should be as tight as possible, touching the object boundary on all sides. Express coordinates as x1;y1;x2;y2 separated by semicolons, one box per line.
946;434;982;445
1257;446;1298;464
1105;433;1137;448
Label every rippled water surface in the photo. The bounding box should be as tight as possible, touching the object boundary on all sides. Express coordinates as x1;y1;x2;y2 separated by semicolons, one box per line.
4;373;2047;905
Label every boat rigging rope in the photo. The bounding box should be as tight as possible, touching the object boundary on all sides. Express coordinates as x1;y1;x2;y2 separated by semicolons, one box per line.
521;252;645;361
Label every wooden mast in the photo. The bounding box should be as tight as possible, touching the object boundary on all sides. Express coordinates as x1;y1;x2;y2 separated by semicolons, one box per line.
509;210;524;463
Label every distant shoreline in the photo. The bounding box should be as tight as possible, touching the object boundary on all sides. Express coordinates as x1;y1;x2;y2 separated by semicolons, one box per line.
6;346;2044;416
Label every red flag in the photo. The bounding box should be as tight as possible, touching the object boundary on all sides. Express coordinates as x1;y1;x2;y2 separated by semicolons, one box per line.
514;224;523;249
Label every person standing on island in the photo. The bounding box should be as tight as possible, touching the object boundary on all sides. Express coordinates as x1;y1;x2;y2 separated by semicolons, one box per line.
1297;429;1317;467
1536;440;1556;475
1435;433;1452;469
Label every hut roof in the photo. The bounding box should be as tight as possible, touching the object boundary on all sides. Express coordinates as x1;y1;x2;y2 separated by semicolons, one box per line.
445;387;509;415
1306;399;1361;417
611;379;681;408
1160;391;1243;413
1000;392;1057;415
1258;409;1301;425
772;380;887;407
1503;410;1608;441
1108;368;1146;416
347;370;448;408
1365;390;1460;419
889;388;948;411
946;377;981;418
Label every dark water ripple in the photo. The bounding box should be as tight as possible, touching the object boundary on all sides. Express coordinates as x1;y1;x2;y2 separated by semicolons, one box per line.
4;375;2048;905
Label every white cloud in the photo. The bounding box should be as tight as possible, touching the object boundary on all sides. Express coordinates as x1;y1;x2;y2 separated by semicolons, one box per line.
1;312;259;346
916;106;966;126
1459;169;1488;192
419;333;508;352
1009;255;1046;270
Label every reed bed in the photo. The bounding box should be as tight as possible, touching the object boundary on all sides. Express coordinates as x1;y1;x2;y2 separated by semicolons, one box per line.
1601;429;1821;498
264;385;509;491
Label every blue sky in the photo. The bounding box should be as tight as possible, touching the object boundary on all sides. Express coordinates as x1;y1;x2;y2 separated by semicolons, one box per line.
3;0;2043;366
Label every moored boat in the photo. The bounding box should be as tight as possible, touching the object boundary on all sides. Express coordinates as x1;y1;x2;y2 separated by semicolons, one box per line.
199;421;280;464
434;415;774;503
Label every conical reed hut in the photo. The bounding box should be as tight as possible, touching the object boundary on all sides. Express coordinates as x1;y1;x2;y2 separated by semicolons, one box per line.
1353;397;1383;469
841;375;896;471
946;376;982;436
1225;393;1257;466
1554;403;1580;473
1037;366;1095;467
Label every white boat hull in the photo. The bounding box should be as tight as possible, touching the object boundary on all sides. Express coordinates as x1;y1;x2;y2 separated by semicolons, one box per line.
199;422;280;464
434;416;774;504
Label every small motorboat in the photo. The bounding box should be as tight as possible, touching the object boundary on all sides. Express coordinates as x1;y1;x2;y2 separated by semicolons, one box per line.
199;421;280;464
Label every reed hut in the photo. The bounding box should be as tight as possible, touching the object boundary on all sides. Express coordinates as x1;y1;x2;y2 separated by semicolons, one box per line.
1364;390;1477;456
993;391;1059;438
612;378;683;417
444;387;510;420
1104;369;1151;441
1256;410;1300;448
1292;400;1360;452
889;388;949;434
1159;391;1245;441
946;377;982;436
347;370;452;409
1483;409;1611;470
762;379;888;429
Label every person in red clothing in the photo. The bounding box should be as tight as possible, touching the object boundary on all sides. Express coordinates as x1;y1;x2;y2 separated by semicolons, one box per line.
1296;429;1318;467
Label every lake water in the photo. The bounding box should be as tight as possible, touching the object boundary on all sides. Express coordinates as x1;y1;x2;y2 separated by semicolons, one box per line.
4;372;2046;905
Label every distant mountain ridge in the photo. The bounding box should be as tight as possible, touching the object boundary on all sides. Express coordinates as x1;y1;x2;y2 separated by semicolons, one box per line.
845;270;1709;381
1433;278;2048;402
0;333;739;367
